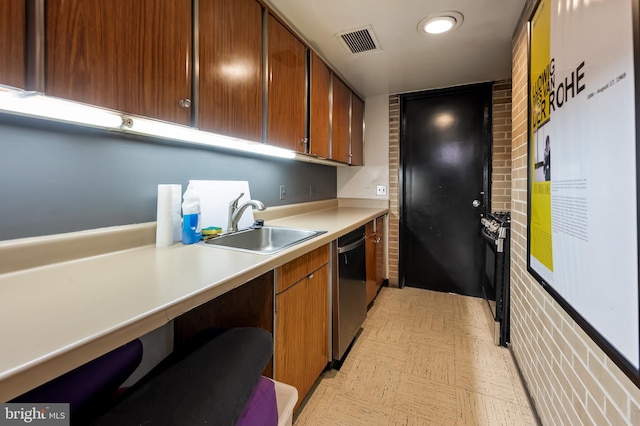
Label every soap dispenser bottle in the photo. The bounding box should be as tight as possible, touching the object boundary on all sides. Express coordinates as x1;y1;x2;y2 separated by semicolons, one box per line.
181;183;202;244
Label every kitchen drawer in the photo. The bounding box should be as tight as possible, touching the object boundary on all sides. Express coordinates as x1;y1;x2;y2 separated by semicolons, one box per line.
276;244;329;293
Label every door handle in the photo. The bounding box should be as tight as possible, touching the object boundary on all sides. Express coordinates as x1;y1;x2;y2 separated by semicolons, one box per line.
472;199;481;208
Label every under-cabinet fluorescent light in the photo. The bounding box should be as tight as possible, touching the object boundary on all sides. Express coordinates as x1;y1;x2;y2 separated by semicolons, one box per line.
121;115;296;160
293;153;350;167
0;85;295;160
0;85;123;129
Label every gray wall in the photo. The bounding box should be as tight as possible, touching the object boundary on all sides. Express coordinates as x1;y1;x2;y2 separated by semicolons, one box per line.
0;115;337;241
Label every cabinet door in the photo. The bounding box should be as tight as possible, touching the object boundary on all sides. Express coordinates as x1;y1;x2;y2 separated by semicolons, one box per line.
375;216;385;287
365;221;377;305
46;0;192;125
276;245;330;293
198;0;262;142
0;0;25;88
309;51;330;158
267;14;306;152
331;75;351;163
351;95;365;165
275;265;328;410
366;216;385;304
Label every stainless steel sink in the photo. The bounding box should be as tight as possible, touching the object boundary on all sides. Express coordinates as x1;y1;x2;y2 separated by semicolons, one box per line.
203;226;326;254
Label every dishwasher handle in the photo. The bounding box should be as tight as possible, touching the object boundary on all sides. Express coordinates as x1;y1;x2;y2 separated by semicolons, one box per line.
337;236;366;253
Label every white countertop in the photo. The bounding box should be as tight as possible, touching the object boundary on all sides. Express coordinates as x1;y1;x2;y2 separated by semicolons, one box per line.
0;204;387;401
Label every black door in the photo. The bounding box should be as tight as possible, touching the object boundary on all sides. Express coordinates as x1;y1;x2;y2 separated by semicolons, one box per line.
400;83;491;297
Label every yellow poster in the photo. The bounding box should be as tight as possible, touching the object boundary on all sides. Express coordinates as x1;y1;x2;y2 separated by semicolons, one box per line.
529;0;553;271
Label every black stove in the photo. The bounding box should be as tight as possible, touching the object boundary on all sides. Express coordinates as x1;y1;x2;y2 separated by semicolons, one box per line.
481;212;511;238
481;211;511;346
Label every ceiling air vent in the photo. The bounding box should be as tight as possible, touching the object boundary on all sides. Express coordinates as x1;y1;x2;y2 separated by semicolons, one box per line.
336;25;382;55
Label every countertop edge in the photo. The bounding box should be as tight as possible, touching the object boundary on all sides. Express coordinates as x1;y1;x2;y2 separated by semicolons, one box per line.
0;205;388;401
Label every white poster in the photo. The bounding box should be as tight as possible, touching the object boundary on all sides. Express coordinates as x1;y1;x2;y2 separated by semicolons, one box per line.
529;0;639;368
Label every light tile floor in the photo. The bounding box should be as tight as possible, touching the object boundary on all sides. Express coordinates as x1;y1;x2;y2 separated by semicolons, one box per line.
294;286;538;425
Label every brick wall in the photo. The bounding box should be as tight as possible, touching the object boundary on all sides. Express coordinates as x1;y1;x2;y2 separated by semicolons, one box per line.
388;95;400;286
492;80;512;212
510;2;640;424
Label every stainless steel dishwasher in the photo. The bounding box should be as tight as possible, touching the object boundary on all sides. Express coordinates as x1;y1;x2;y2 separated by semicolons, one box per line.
333;226;367;361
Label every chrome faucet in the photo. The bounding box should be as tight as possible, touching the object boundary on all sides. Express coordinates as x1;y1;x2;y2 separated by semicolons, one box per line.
228;192;266;233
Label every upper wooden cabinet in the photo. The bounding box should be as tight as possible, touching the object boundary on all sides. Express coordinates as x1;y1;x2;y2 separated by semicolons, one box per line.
0;0;26;88
198;0;263;142
21;1;363;165
45;0;192;125
331;75;365;165
266;14;307;152
351;95;365;166
309;52;331;159
331;75;351;164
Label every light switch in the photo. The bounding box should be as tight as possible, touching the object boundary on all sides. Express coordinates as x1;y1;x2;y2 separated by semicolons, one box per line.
376;185;387;196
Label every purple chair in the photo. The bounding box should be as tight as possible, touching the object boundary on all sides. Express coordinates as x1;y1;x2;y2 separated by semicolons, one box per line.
90;328;276;426
11;339;143;424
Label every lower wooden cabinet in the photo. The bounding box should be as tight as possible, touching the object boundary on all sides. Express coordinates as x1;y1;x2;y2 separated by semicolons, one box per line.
275;245;329;411
366;216;385;305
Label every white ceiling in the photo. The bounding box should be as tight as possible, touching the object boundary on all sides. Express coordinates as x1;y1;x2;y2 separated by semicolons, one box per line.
265;0;527;98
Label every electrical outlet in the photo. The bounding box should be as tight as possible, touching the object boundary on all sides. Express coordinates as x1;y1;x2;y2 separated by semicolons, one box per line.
279;185;286;200
376;185;387;196
309;184;315;197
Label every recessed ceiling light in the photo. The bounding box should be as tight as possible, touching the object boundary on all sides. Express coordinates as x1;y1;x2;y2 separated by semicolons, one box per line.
418;12;463;35
424;17;455;34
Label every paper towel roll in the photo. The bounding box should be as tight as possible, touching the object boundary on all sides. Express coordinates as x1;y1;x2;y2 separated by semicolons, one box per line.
171;185;182;242
156;184;182;247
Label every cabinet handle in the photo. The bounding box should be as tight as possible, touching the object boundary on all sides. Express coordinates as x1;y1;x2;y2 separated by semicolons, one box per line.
300;137;308;146
375;237;381;244
178;99;192;108
308;273;314;279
